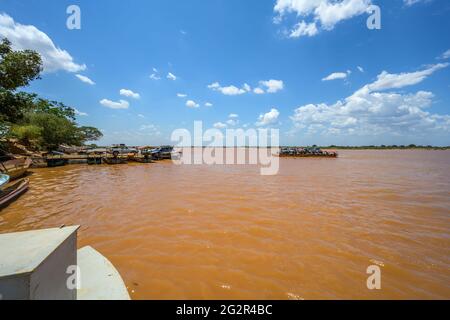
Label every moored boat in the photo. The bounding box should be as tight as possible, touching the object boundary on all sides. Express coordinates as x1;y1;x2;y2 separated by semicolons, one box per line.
0;174;10;188
0;158;32;180
0;178;29;209
103;157;127;165
278;147;338;158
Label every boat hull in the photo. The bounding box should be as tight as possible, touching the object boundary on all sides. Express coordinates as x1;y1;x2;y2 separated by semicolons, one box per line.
103;157;127;165
0;158;32;180
0;179;29;209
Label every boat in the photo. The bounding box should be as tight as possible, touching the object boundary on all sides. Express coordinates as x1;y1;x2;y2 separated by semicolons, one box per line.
87;157;103;165
103;157;127;165
0;158;32;180
278;147;338;158
150;146;181;160
0;226;130;300
134;156;154;163
0;174;10;188
0;179;29;209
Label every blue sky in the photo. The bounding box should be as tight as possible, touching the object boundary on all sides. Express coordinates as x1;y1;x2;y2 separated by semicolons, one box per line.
1;0;449;146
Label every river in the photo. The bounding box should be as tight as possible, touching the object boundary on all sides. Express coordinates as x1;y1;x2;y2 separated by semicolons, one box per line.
0;150;449;299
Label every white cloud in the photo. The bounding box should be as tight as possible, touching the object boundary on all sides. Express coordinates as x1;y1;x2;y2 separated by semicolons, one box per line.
357;66;364;73
403;0;427;6
290;62;450;141
208;82;247;96
209;80;284;96
254;87;265;94
167;72;177;81
177;93;187;98
256;108;280;126
229;114;239;118
364;63;448;91
0;13;86;73
120;89;140;99
259;79;284;93
186;100;200;108
322;71;350;81
75;74;95;85
274;0;372;38
100;99;130;110
289;21;318;38
74;108;88;116
439;49;450;60
205;102;213;107
150;73;161;80
213;122;227;129
138;114;145;118
227;119;239;126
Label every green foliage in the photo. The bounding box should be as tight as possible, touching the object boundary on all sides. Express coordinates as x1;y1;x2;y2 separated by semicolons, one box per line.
0;38;42;91
78;126;103;142
10;124;42;146
0;37;102;151
22;112;80;150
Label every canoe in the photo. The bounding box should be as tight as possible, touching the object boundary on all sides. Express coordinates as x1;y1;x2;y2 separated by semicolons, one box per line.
0;174;10;188
0;178;29;209
0;158;32;180
103;157;127;165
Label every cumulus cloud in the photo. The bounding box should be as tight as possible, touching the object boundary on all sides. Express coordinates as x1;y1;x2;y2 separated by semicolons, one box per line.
0;13;86;73
100;99;130;110
254;87;265;94
259;79;284;93
274;0;373;38
256;108;280;127
214;122;227;129
177;93;187;98
205;102;213;107
289;21;318;38
322;70;351;81
186;100;200;108
120;89;140;99
290;63;450;141
167;72;177;81
208;82;247;96
209;80;284;95
75;74;95;85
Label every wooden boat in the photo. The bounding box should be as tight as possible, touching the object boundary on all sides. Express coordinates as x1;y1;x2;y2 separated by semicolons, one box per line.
103;157;127;165
87;157;103;165
0;174;10;188
0;178;29;209
0;158;32;180
134;155;154;163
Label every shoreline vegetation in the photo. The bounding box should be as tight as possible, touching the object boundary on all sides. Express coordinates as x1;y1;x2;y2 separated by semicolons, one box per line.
0;38;102;155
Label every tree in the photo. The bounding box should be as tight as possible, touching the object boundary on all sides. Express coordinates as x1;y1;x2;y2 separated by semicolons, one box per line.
0;37;102;151
0;38;42;91
78;126;103;142
24;112;80;150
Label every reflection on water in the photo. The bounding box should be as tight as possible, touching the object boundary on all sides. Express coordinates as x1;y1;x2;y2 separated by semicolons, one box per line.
1;150;449;299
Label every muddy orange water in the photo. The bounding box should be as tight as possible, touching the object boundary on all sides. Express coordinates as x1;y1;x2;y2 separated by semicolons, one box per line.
1;150;449;299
